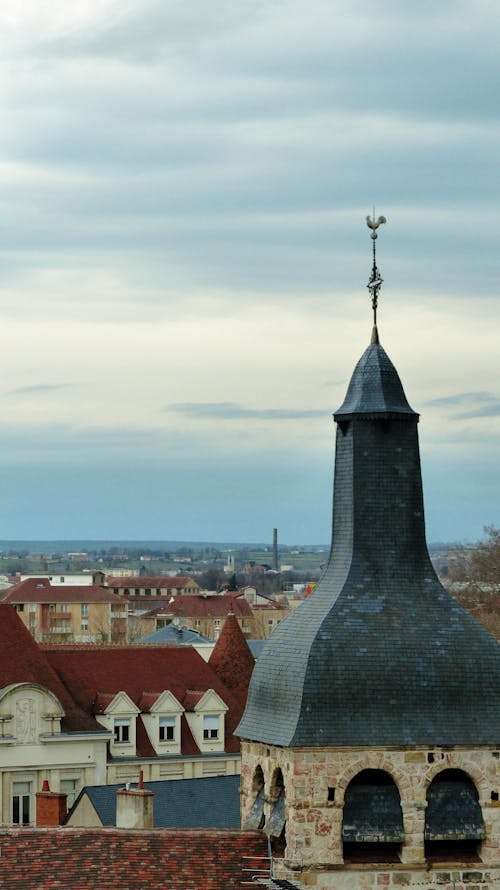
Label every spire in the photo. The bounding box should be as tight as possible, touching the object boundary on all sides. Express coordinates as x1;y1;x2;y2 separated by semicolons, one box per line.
208;613;255;707
237;231;500;749
366;209;386;341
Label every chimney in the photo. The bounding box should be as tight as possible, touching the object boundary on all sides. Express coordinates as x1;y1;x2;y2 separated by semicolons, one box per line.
272;528;279;572
116;770;154;828
36;779;67;827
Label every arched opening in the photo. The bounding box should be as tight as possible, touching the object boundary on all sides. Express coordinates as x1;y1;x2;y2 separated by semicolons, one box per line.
425;769;484;863
267;768;286;858
244;766;265;830
342;769;404;863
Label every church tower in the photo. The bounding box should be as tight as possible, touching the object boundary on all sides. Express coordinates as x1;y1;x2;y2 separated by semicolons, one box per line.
237;218;500;890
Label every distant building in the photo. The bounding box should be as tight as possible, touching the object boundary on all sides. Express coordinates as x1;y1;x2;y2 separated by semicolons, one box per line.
1;577;127;643
150;593;254;640
107;575;200;598
0;601;255;826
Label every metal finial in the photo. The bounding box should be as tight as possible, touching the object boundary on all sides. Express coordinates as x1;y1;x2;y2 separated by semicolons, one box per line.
366;210;387;328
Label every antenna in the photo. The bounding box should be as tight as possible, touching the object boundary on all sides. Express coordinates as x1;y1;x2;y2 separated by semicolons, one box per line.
365;210;387;332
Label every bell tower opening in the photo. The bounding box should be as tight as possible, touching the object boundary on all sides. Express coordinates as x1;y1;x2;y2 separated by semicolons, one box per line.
425;769;484;863
342;769;404;863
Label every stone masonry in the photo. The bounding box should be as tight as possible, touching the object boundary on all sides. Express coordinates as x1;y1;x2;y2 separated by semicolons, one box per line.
240;741;500;890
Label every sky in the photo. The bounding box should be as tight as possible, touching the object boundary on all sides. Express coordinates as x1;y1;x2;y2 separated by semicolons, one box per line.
0;0;499;545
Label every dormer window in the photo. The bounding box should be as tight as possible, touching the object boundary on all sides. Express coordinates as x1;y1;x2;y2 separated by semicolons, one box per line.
159;716;175;742
203;715;219;740
114;719;130;744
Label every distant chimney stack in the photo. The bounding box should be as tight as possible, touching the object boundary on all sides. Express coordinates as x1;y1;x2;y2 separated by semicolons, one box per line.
36;780;67;827
116;771;154;829
272;528;279;572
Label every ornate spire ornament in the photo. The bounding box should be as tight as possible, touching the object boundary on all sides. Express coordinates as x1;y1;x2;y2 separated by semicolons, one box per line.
366;210;386;334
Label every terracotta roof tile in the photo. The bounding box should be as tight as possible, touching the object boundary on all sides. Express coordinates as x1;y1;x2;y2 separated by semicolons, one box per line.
0;605;101;734
3;578;123;604
209;614;255;707
0;827;269;889
157;594;252;619
44;644;243;754
107;576;197;588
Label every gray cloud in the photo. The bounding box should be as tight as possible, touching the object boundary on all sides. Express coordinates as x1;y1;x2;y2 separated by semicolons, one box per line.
168;401;327;420
6;383;75;396
425;391;500;421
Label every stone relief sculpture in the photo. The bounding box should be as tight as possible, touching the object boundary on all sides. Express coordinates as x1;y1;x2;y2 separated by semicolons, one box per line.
16;699;37;743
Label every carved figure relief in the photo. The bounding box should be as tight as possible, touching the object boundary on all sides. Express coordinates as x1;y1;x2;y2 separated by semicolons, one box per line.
16;699;37;743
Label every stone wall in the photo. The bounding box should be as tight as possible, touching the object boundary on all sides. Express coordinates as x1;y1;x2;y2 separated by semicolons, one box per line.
240;742;500;889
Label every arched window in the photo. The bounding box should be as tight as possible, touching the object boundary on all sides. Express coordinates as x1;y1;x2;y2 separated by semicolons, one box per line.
245;765;265;830
343;769;404;863
425;769;484;862
267;768;286;857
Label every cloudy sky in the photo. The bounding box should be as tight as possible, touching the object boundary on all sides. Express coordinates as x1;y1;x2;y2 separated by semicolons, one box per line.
0;0;498;544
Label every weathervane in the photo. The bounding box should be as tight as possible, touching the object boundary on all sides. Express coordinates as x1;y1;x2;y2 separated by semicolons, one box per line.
366;209;386;328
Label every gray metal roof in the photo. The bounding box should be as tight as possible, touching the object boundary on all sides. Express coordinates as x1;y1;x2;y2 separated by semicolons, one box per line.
69;775;240;828
237;337;500;748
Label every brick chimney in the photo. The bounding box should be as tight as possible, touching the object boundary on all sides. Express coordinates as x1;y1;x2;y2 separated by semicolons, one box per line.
36;780;67;827
116;770;154;829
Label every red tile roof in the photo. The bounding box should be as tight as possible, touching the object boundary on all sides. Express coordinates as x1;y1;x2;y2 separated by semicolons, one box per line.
2;577;123;604
209;613;255;706
44;644;243;753
0;827;269;889
157;594;252;619
0;605;100;734
107;576;197;589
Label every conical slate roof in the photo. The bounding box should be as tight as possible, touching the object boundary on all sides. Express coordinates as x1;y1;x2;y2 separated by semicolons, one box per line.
237;333;500;748
335;332;417;418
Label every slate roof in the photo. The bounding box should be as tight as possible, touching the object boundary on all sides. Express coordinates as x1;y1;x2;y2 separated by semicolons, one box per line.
138;625;211;644
1;577;123;604
334;340;417;417
44;644;243;753
68;775;241;828
0;828;269;890
237;335;500;748
0;604;101;734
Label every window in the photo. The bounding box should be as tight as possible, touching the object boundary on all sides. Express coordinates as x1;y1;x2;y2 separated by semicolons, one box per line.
114;719;130;743
15;604;24;612
60;778;78;809
159;716;176;742
156;589;162;595
145;588;151;596
214;619;221;628
60;604;69;613
12;781;32;826
195;620;201;627
203;715;219;740
81;604;89;618
81;621;88;632
123;589;130;596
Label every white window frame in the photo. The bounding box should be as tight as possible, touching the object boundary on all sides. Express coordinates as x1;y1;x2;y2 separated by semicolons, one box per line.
12;778;33;826
159;716;176;743
203;714;219;740
114;718;131;744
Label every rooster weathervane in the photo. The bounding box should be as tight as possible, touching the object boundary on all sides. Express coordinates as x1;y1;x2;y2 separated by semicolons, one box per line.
366;210;386;328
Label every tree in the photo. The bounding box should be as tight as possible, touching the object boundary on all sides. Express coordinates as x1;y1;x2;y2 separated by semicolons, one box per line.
444;526;500;641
